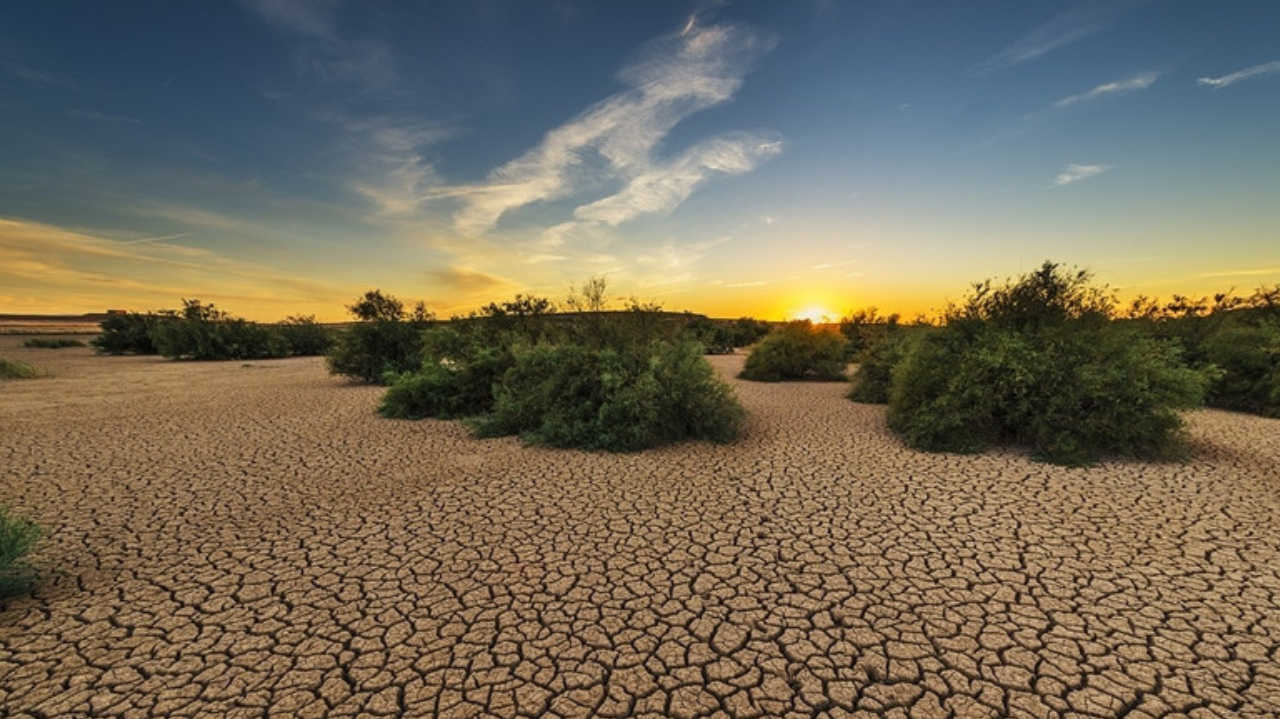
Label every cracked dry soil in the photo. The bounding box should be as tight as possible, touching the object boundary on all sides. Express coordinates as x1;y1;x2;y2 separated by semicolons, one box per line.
2;339;1279;719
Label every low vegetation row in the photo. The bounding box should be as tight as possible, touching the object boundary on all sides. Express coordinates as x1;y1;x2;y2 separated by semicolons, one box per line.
92;300;334;360
22;338;87;349
330;284;749;452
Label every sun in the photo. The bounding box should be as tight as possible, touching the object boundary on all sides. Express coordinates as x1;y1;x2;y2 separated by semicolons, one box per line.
792;305;836;324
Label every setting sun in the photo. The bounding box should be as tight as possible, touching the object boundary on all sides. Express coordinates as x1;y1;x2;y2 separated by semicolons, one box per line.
791;305;837;324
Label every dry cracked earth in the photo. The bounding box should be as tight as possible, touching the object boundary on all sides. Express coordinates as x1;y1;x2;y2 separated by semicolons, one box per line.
2;337;1280;719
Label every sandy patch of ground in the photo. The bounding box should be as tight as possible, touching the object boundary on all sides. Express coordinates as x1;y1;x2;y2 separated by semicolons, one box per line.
2;337;1279;718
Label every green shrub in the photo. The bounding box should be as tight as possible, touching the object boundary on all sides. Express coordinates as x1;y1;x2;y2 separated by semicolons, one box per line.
886;263;1213;465
327;290;433;383
275;315;333;356
92;312;166;354
151;300;288;361
379;327;514;419
1201;324;1280;417
0;505;43;597
849;328;927;404
22;338;86;349
739;321;847;382
472;339;744;451
0;358;40;380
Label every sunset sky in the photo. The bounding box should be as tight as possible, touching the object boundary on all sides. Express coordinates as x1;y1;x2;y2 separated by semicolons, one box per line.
2;1;1278;321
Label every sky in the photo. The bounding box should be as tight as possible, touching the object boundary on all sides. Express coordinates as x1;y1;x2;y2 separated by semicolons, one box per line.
1;1;1278;322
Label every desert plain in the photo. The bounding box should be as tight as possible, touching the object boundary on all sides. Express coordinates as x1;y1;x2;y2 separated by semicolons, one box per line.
1;335;1279;719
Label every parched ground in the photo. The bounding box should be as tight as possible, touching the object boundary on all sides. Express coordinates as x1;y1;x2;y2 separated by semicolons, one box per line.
2;338;1279;719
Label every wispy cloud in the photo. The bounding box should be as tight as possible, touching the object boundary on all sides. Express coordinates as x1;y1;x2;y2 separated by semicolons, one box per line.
0;59;77;90
0;217;341;315
238;0;340;38
1054;72;1158;107
573;133;781;225
973;0;1143;75
1198;266;1280;279
1053;164;1112;187
69;109;143;125
811;259;859;270
1197;60;1280;89
442;19;777;236
121;232;197;245
336;115;457;216
239;0;396;91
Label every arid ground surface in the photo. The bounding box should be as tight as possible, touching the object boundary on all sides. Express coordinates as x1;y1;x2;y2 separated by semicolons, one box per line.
2;336;1279;719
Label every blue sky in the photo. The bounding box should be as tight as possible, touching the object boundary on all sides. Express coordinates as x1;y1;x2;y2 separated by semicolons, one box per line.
2;1;1277;320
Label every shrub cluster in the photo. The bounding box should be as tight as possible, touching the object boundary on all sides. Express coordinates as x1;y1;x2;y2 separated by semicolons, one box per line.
883;262;1213;465
684;315;773;354
378;284;745;452
1123;287;1280;418
22;338;87;349
0;358;41;380
848;328;927;404
471;339;744;451
0;505;43;597
93;303;333;360
92;312;166;354
327;290;434;383
739;321;846;382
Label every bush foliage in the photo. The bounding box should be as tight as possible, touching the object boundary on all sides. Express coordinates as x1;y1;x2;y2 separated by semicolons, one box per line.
93;312;166;354
848;328;928;404
0;505;43;597
94;303;334;361
327;290;434;383
471;339;744;451
0;358;41;380
739;321;846;382
885;262;1214;465
379;281;745;451
23;338;86;349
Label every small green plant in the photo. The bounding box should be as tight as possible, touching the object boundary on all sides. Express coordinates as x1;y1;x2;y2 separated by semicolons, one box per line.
0;358;41;380
739;321;847;382
380;326;514;419
22;338;87;348
0;505;43;597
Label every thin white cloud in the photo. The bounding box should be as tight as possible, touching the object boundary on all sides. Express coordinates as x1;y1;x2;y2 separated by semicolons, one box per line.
1054;72;1158;107
1053;163;1112;187
238;0;339;38
573;133;781;225
973;0;1143;75
69;109;143;125
443;19;776;236
1198;266;1280;279
1197;60;1280;89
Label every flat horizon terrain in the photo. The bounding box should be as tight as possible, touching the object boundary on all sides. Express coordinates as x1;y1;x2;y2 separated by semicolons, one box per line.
2;337;1279;718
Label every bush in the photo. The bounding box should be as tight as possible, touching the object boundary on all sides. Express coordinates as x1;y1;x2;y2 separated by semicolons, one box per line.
849;328;927;404
92;312;166;354
886;262;1213;465
0;358;40;380
739;321;847;382
471;339;744;451
1201;324;1280;417
379;327;514;419
151;300;288;361
23;338;86;348
327;290;433;383
275;315;333;356
0;505;43;597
